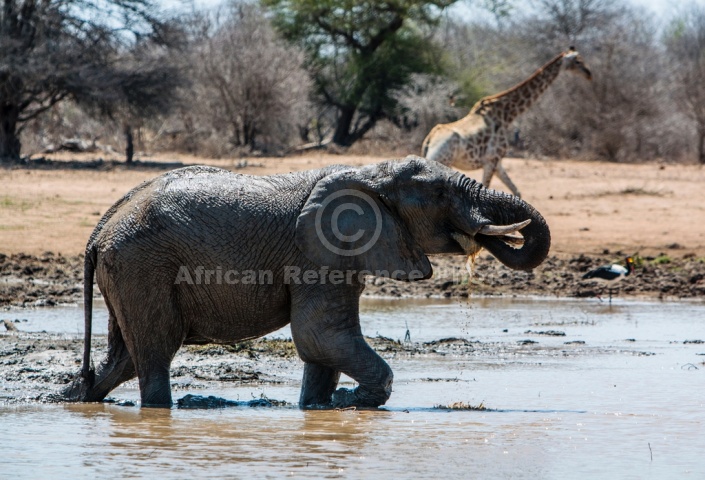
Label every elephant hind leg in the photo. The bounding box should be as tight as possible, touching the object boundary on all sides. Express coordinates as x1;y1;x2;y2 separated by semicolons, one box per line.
86;314;137;401
114;294;185;408
135;359;174;408
63;312;136;403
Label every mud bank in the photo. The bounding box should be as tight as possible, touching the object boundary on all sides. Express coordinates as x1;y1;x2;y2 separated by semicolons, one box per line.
0;333;301;404
1;328;652;405
1;251;704;308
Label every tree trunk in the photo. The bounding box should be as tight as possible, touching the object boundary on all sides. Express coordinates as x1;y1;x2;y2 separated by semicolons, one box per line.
0;103;22;162
332;107;356;146
124;124;134;164
332;106;382;147
243;120;256;151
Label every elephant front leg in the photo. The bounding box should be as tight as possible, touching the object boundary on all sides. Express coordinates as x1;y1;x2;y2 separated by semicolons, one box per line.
327;336;393;409
291;285;393;409
298;337;393;409
300;363;340;408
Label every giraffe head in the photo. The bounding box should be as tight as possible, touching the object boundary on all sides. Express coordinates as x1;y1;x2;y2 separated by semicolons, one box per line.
562;46;592;80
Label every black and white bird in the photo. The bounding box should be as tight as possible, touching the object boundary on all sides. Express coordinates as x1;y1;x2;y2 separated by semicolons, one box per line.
582;256;635;302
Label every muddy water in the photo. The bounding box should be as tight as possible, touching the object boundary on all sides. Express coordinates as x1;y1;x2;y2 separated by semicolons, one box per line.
2;297;704;478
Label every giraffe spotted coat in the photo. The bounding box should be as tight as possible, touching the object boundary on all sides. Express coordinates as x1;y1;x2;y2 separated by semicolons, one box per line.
422;48;592;197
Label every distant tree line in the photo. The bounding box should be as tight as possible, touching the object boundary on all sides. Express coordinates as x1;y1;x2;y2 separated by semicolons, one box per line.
0;0;184;163
3;0;705;164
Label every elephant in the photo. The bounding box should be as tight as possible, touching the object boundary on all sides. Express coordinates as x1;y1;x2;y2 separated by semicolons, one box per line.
62;155;550;408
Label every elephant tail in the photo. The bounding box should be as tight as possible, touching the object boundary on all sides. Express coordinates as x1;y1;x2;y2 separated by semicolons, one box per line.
60;245;97;402
81;245;97;385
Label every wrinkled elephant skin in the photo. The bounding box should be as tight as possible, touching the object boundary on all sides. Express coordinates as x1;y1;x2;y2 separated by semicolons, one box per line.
62;156;550;408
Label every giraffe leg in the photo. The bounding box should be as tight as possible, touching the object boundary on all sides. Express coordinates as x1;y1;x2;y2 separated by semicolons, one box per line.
481;159;497;188
495;161;521;198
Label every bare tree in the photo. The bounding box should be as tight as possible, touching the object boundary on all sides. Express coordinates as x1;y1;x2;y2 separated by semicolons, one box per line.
437;18;532;108
187;2;311;154
0;0;181;162
664;4;705;164
85;48;187;163
526;0;621;47
393;74;462;147
512;0;665;161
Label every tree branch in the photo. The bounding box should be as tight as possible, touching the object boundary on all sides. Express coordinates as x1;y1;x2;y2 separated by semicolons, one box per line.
363;13;404;54
18;92;68;122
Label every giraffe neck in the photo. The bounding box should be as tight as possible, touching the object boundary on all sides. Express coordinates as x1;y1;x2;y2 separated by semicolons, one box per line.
475;52;566;126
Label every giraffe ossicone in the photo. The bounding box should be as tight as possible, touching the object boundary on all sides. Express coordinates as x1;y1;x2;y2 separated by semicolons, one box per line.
422;47;592;198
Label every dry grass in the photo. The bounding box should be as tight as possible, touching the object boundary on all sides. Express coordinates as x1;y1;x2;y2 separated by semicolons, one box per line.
434;401;488;411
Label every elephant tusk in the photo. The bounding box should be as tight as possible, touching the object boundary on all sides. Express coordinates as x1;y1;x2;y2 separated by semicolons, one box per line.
479;219;531;236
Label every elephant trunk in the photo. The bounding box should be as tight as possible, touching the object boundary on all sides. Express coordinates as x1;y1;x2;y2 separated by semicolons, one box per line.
462;187;551;271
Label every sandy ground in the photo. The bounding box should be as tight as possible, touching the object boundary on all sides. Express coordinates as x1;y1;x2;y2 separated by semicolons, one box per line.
1;152;703;257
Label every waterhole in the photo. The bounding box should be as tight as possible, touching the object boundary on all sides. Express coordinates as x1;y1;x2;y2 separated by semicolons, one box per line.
1;297;703;478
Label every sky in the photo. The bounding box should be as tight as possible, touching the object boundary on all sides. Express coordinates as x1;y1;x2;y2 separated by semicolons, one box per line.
630;0;679;16
165;0;705;23
629;0;705;17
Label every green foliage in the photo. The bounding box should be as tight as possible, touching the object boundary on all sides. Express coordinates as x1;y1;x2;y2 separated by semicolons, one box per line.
634;253;675;267
482;0;513;17
451;68;489;109
666;18;687;40
651;255;672;265
0;196;33;212
263;0;457;145
631;254;645;269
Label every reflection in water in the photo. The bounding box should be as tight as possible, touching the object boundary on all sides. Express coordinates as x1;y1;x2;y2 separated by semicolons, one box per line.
52;403;561;478
56;404;381;475
54;404;387;477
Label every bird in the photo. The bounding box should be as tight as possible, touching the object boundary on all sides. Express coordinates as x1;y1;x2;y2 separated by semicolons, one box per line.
582;256;635;303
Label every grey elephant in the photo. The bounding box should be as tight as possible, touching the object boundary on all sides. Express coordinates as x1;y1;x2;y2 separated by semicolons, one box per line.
63;155;550;408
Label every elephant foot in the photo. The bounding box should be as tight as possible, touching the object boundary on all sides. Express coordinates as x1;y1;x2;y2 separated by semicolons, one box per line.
330;388;357;408
60;371;95;402
330;387;387;409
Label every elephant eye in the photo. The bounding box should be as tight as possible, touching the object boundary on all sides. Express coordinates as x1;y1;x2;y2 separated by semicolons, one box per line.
434;187;446;199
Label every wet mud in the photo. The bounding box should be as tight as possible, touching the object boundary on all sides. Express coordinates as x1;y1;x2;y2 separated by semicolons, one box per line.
2;251;705;309
0;328;658;406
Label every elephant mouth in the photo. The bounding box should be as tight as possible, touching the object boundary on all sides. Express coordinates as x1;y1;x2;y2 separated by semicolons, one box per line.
451;219;530;264
451;219;530;273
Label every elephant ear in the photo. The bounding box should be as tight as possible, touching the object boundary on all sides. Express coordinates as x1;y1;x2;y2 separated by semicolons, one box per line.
295;168;432;281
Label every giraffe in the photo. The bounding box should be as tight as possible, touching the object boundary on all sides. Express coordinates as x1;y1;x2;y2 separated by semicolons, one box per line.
421;47;592;197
